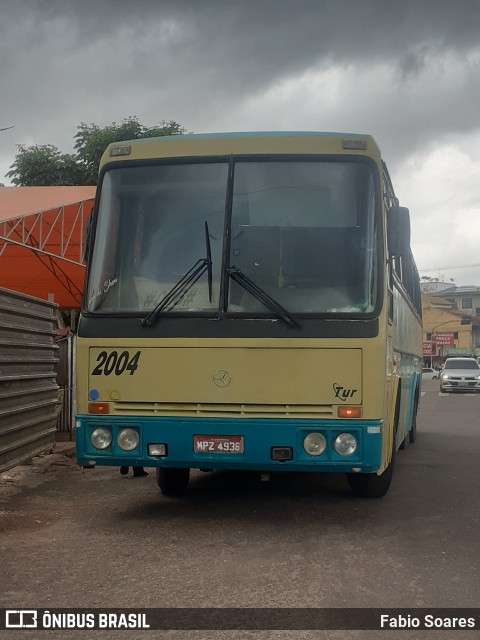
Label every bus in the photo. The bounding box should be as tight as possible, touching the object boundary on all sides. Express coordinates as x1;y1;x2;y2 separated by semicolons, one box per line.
75;131;422;498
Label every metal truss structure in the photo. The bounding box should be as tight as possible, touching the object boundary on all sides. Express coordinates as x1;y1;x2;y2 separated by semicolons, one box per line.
0;199;93;306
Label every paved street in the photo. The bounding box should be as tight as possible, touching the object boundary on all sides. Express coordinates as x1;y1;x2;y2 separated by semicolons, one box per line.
1;378;479;639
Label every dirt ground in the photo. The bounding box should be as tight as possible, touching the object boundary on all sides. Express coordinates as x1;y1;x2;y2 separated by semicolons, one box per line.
0;451;76;502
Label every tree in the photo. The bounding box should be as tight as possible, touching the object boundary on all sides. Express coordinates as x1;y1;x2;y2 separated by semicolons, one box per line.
7;117;187;186
74;116;186;184
6;144;84;186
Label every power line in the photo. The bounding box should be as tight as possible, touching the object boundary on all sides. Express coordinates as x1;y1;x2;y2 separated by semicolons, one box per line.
419;263;480;272
0;126;14;132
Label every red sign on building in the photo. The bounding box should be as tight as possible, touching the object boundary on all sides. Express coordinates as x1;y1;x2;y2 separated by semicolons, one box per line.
432;332;455;346
423;341;436;356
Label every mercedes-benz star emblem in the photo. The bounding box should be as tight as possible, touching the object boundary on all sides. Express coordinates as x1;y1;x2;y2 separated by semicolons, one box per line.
213;369;231;387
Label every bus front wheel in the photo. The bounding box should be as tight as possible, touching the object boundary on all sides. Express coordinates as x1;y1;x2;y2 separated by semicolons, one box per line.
346;446;395;498
156;467;190;496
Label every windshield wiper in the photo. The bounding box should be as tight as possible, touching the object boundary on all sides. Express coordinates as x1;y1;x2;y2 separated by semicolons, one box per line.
142;222;213;327
226;265;300;328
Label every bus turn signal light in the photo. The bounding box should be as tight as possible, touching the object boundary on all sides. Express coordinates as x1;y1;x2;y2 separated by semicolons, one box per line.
337;406;362;419
88;402;110;414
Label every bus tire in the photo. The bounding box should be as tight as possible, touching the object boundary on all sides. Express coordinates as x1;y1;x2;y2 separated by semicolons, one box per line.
347;443;395;498
156;467;190;496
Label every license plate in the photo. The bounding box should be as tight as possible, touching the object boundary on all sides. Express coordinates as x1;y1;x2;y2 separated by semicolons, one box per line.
194;435;244;454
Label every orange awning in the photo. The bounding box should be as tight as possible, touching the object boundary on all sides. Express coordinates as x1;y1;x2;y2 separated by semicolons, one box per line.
0;186;96;308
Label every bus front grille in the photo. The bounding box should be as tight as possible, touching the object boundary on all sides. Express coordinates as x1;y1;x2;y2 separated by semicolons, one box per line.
111;402;334;419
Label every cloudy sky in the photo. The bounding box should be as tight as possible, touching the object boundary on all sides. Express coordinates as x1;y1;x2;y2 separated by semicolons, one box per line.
1;0;480;285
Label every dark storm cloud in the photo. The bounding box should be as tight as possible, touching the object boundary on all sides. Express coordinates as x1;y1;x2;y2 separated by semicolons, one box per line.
2;0;480;282
39;1;480;84
2;0;480;166
3;0;480;95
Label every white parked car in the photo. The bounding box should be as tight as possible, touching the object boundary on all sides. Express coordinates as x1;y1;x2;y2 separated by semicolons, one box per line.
422;367;438;380
440;357;480;393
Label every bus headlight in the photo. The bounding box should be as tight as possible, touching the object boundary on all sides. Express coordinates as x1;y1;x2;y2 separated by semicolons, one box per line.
303;432;326;456
118;428;140;451
91;427;112;450
334;433;357;456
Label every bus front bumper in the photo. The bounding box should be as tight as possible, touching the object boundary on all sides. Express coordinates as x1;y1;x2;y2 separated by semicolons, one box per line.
76;416;383;474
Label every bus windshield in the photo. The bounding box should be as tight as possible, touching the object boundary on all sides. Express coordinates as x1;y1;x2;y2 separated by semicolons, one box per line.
87;158;379;316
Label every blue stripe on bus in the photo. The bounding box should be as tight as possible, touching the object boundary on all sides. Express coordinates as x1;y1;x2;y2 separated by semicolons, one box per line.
76;416;383;473
406;372;420;432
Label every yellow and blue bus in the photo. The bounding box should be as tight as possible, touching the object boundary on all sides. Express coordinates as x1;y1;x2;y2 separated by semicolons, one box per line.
75;132;422;498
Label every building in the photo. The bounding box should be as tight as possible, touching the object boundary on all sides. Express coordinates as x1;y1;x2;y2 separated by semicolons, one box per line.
421;287;480;367
432;285;480;317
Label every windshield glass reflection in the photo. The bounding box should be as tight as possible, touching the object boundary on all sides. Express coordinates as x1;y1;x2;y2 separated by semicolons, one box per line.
87;158;379;318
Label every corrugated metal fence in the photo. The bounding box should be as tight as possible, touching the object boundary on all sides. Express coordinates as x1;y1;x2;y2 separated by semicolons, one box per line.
55;332;76;435
0;287;59;472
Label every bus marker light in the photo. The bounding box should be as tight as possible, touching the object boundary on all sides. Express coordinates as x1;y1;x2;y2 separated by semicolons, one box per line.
342;139;367;150
337;406;362;419
88;402;110;414
367;425;381;434
271;447;293;461
148;444;167;456
109;145;131;157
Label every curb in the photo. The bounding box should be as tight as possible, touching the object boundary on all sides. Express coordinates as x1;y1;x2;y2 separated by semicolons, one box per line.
53;442;76;458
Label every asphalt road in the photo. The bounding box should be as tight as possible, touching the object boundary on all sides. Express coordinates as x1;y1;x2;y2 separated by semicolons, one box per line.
0;378;479;639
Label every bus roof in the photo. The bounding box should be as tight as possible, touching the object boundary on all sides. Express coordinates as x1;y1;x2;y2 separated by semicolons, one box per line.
102;131;381;165
126;131;373;143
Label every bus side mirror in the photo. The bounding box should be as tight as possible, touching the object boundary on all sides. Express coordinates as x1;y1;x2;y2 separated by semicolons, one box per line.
387;206;410;257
